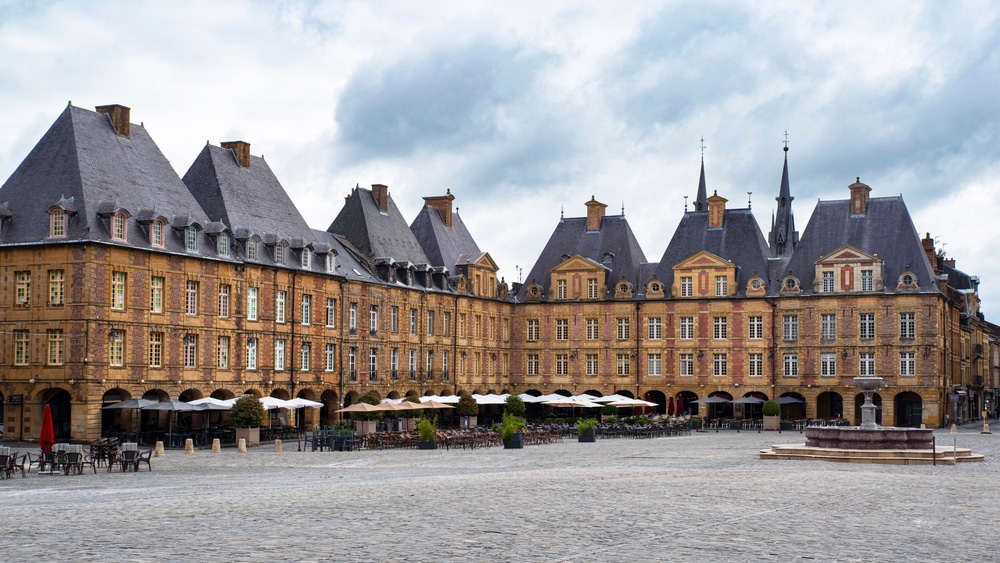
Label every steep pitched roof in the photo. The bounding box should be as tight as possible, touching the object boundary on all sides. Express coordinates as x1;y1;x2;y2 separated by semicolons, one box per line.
327;186;430;265
0;104;209;250
409;204;481;273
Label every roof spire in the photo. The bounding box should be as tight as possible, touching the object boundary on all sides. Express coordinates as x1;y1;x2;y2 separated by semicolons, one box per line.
694;137;708;211
769;134;798;257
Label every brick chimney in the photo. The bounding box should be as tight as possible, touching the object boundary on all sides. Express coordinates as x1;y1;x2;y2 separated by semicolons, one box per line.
95;104;130;137
849;177;871;216
371;184;389;213
221;141;251;168
707;190;727;228
423;189;456;228
585;196;607;231
922;233;939;275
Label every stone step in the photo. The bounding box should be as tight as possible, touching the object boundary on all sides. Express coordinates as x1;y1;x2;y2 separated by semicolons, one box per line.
759;444;984;465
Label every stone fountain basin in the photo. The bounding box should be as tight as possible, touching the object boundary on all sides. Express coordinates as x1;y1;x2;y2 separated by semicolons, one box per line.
805;427;933;450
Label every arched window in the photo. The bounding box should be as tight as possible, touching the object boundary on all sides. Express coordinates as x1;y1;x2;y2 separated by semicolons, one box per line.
185;226;198;251
217;232;230;256
111;212;127;241
50;209;66;237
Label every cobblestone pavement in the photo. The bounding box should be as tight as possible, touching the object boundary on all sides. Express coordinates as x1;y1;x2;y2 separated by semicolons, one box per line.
3;426;998;562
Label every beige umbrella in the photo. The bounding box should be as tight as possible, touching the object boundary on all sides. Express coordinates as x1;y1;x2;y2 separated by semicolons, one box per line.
418;399;456;409
335;403;383;414
377;401;418;412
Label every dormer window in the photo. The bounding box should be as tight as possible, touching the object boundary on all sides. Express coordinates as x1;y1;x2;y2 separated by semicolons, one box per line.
185;226;198;251
111;212;127;241
217;232;230;256
275;241;287;265
50;209;65;237
151;220;165;248
301;248;312;269
325;253;335;273
247;237;260;261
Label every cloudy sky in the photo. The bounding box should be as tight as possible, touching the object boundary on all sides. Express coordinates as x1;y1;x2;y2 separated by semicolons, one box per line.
1;1;999;311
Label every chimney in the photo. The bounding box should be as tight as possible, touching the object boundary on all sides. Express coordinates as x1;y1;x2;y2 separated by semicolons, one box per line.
707;190;727;228
585;196;607;231
922;233;938;275
423;189;456;228
221;141;251;168
95;104;131;137
849;177;871;216
371;184;389;213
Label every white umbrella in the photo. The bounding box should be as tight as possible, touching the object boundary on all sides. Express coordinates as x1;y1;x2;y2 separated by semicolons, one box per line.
260;397;294;410
543;397;603;409
472;393;509;405
286;398;323;409
188;397;233;410
608;398;658;408
592;394;634;404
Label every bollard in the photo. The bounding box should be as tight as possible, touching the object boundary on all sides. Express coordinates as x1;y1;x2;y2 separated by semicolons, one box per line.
212;438;221;453
237;437;247;453
184;438;195;453
274;439;283;452
154;441;165;457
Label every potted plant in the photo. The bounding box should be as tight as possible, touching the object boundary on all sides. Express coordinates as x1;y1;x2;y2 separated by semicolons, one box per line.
354;393;381;435
601;403;618;422
231;395;265;447
495;412;525;449
780;419;795;431
762;400;781;431
504;395;526;418
456;392;479;429
577;417;598;442
416;416;438;449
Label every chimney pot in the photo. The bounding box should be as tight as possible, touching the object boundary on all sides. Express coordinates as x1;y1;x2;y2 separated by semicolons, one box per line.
95;104;131;137
372;184;389;213
423;191;456;228
221;141;251;168
585;197;607;231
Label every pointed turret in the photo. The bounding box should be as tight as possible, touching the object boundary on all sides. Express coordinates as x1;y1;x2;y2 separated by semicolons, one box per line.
768;144;798;257
693;156;708;212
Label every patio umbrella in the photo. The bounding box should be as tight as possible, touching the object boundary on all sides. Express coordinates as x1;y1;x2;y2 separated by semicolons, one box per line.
732;397;764;404
102;398;157;410
260;397;294;410
472;393;509;405
39;404;55;453
676;395;685;415
592;394;634;403
693;396;731;403
335;403;384;414
418;399;456;409
667;396;675;416
286;397;323;409
141;401;208;445
774;396;805;404
188;397;233;410
608;398;658;408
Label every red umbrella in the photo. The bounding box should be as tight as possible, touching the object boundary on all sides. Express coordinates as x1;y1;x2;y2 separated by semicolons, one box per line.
675;395;685;416
667;396;675;416
39;404;55;453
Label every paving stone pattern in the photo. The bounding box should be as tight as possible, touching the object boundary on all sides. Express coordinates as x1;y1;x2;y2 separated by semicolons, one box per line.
3;428;997;562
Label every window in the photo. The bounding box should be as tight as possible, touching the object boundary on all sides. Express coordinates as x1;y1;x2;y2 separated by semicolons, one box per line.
527;319;540;341
425;350;434;379
557;279;567;299
680;317;694;340
527;353;539;376
14;331;29;365
900;352;915;376
349;303;357;332
15;271;30;307
247;238;258;261
648;353;661;376
150;276;163;313
185;226;198;251
748;316;762;339
474;315;482;339
588;278;598;299
556;353;568;375
325;253;336;273
390;306;399;333
822;271;834;292
149;332;163;368
586;318;599;340
681;276;692;297
617;353;630;376
274;242;286;265
443;351;451;380
151;220;164;247
246;338;258;370
442;312;451;337
821;314;836;340
185;280;198;315
326;298;337;327
112;212;127;241
408;350;417;379
300;343;310;372
217;232;230;256
183;335;198;368
715;275;727;296
900;313;915;339
369;348;378;381
861;269;873;291
617;317;630;340
680;353;694;376
859;313;875;340
409;309;417;334
217;336;230;369
325;344;336;372
648;317;662;340
275;291;286;323
218;285;230;318
109;330;124;367
713;353;727;376
48;270;64;306
748;353;763;377
586;354;599;376
301;294;311;325
426;311;435;336
782;315;798;341
300;248;311;269
713;316;727;339
247;287;258;321
369;305;377;334
783;353;798;377
821;353;836;376
859;352;875;375
345;348;356;378
390;348;399;379
556;319;569;340
50;209;65;237
274;340;285;371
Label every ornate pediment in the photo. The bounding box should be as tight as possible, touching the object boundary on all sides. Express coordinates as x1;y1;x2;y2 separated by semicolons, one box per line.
672;251;737;298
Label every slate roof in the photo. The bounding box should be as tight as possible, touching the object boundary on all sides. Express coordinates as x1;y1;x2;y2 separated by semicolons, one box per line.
652;208;773;297
0;104;209;251
409;204;481;273
327;186;430;265
782;196;938;295
517;213;647;300
310;229;381;285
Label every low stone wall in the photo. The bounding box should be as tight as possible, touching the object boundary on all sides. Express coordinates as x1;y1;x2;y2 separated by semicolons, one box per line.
805;427;933;450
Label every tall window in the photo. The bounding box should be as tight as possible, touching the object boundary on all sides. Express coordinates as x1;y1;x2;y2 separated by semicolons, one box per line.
246;338;258;370
557;279;567;299
442;351;450;380
390;348;399;379
748;316;762;339
527;319;540;341
15;271;30;307
48;270;65;306
349;303;357;332
275;290;286;323
325;253;335;273
713;353;727;376
648;317;662;340
681;276;692;297
390;306;399;333
408;350;417;379
859;352;876;375
218;285;230;318
247;287;258;321
274;340;285;371
821;353;836;376
748;353;763;377
680;353;694;376
783;353;798;377
183;335;198;368
409;309;417;334
861;269;873;291
680;317;694;340
300;248;312;269
426;311;435;336
900;352;915;376
325;344;336;372
474;315;482;338
326;298;337;327
50;209;65;237
275;242;286;265
150;276;164;313
217;232;229;256
713;317;727;339
556;319;569;340
527;353;539;376
556;353;568;375
246;238;258;261
586;354;599;376
111;272;126;310
782;315;798;341
369;348;378;381
442;312;451;337
587;278;598;299
821;314;837;340
617;317;630;340
14;330;29;366
822;271;834;292
300;343;311;372
301;294;311;326
217;336;230;369
425;350;434;379
859;313;875;339
149;332;163;368
715;276;727;296
109;330;124;367
112;212;127;241
647;353;661;376
369;305;378;334
182;226;197;250
586;318;599;340
185;280;198;315
900;312;915;339
151;220;164;247
616;353;630;376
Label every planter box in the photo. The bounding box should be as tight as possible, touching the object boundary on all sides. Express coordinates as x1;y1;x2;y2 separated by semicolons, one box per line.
578;428;596;442
235;427;260;447
763;416;781;431
503;432;524;449
417;441;437;450
780;422;795;431
355;420;377;435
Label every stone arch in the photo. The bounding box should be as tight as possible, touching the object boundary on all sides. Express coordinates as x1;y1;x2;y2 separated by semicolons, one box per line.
269;388;291;400
101;387;133;436
385;390;402;400
39;388;73;441
211;388;236;400
816;391;844;419
853;392;883;425
644;389;666;415
778;392;807;420
677;390;699;416
707;390;734;419
894;391;923;427
582;389;603;398
320;389;339;428
240;388;263;398
553;389;572;397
